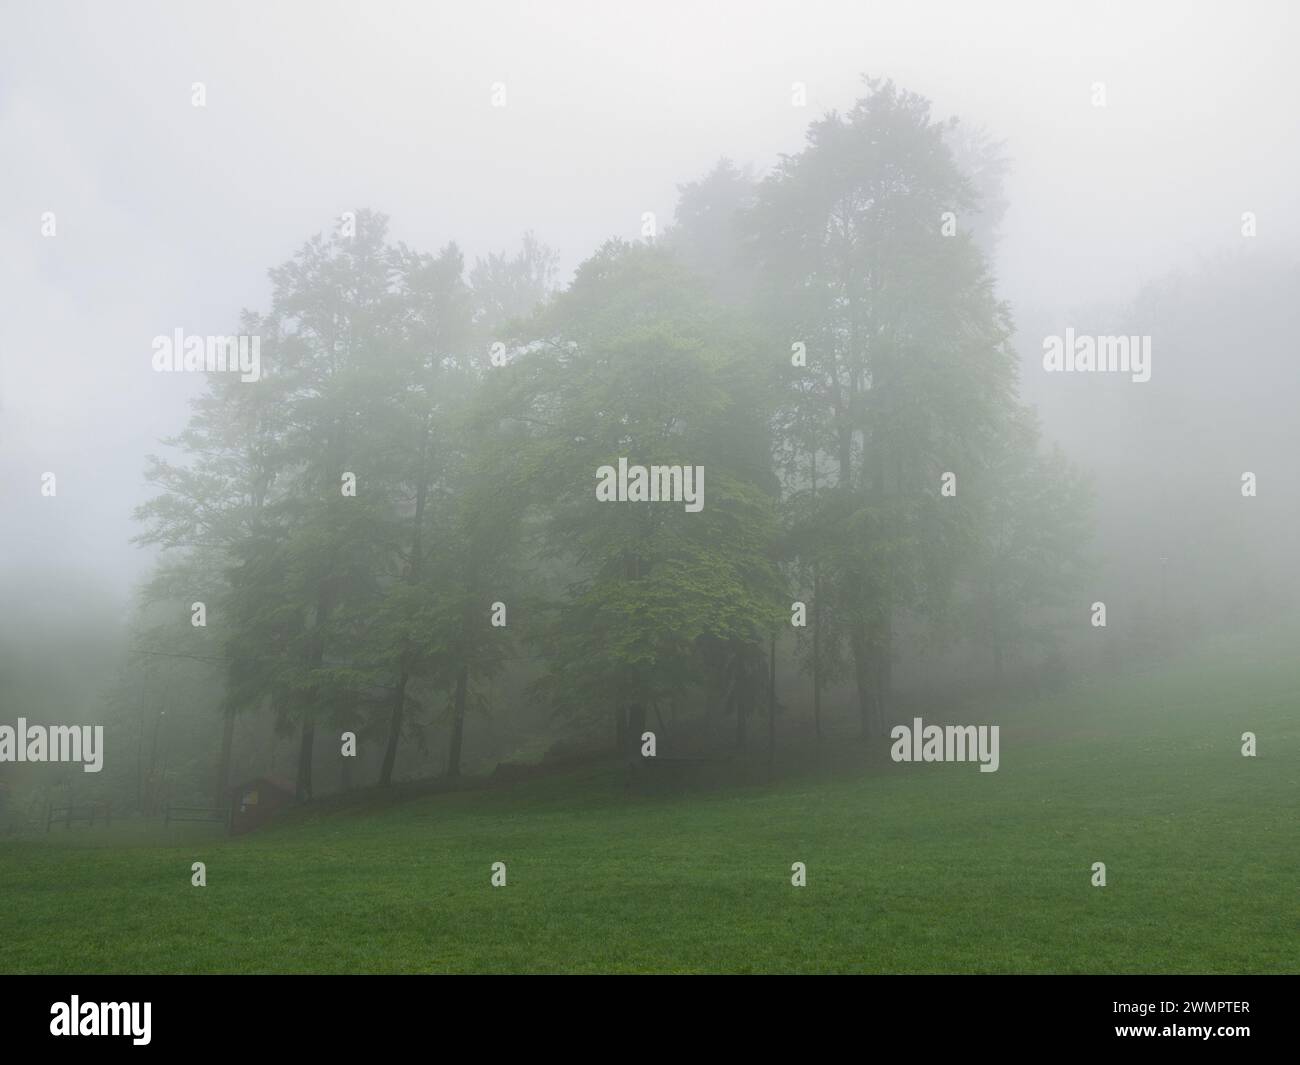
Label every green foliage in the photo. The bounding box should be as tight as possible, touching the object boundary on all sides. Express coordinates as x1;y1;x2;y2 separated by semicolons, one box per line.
118;76;1092;796
508;242;786;721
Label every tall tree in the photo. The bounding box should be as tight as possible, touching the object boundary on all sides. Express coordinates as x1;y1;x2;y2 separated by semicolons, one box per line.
509;240;785;755
238;209;404;800
372;239;475;787
134;306;290;804
748;78;1019;738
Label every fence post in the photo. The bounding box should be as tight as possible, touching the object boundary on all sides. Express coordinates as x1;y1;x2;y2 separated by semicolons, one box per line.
65;805;73;829
105;801;112;828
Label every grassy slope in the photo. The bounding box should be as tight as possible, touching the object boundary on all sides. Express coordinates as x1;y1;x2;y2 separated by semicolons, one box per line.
1;630;1296;974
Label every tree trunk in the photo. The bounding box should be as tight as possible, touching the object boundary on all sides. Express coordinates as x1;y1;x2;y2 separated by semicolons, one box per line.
767;633;777;781
147;701;165;814
875;614;892;734
296;719;315;801
135;708;145;813
851;621;876;740
214;706;235;808
446;663;469;778
733;681;747;752
297;411;347;803
626;703;647;761
836;416;853;491
812;566;823;742
809;448;824;744
837;413;880;743
653;703;668;743
381;442;431;785
615;704;628;754
379;667;409;787
297;587;331;801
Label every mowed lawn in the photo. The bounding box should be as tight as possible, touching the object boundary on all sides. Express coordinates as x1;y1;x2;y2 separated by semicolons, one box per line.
2;632;1296;974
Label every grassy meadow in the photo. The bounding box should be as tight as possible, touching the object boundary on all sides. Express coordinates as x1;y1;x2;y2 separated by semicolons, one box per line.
2;630;1295;974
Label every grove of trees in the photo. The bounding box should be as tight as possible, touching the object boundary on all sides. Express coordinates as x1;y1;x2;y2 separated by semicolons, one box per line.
113;78;1091;807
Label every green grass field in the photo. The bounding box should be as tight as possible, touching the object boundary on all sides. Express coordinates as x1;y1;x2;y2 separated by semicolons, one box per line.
2;629;1296;974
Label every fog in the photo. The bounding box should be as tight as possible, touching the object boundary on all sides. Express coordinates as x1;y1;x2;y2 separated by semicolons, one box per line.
1;0;1297;795
4;1;1300;992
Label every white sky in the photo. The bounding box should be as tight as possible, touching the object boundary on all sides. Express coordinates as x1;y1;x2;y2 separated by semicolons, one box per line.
2;0;1298;604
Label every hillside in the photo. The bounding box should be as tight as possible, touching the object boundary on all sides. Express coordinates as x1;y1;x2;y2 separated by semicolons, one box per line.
2;628;1295;974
